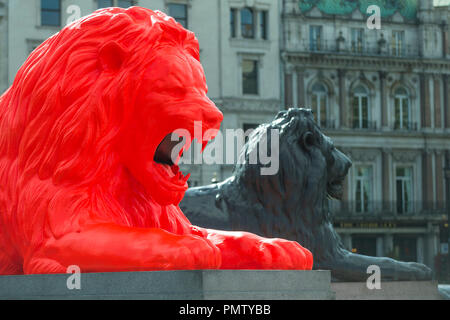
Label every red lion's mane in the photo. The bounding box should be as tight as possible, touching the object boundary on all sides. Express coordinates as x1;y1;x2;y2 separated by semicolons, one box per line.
0;7;313;275
0;7;212;274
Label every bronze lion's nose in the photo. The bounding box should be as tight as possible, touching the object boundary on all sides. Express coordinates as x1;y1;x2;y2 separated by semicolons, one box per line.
333;148;352;175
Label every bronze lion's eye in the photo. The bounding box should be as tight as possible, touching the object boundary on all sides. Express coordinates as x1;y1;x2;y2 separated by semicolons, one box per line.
300;131;315;150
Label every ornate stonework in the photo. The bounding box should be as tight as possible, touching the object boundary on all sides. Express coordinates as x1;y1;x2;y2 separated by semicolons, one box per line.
392;150;420;162
298;0;418;21
345;149;379;162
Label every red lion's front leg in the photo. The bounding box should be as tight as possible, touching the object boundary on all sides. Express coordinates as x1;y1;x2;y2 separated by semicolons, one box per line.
27;223;221;274
194;227;313;270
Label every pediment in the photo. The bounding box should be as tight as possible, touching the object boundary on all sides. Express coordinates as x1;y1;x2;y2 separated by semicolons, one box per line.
391;11;405;23
351;8;364;20
306;6;323;18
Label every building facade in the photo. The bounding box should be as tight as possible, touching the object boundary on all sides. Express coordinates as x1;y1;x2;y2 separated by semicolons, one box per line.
282;0;450;271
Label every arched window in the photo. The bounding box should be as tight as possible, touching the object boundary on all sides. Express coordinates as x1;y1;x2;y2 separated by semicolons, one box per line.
394;87;411;130
352;85;370;129
355;166;373;213
311;82;328;127
396;166;413;214
241;8;254;38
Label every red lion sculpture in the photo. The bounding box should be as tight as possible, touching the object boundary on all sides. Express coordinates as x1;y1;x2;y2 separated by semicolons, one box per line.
0;7;312;274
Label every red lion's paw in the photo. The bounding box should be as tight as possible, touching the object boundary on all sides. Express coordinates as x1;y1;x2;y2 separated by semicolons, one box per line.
257;238;313;270
210;231;313;270
175;235;222;270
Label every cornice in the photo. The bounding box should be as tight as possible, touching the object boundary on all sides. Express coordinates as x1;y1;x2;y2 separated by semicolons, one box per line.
282;51;450;73
213;98;280;113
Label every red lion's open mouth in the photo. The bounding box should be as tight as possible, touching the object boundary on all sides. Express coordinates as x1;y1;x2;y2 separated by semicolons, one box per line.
153;131;210;189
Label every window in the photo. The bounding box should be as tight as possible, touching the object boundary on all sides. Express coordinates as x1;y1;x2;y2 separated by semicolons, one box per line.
393;236;417;262
230;9;237;38
352;85;370;129
41;0;61;26
354;166;373;213
351;28;364;53
98;0;112;7
118;0;133;7
392;31;405;57
396;167;413;214
394;87;412;130
242;60;258;95
259;11;268;40
309;26;322;51
27;39;44;54
241;8;254;38
98;0;134;8
352;236;377;256
311;83;328;127
168;3;188;28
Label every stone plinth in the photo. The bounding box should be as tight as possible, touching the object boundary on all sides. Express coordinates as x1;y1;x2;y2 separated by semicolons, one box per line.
332;281;443;300
0;270;334;300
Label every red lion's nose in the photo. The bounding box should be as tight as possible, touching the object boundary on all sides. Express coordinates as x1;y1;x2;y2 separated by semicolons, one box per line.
200;96;223;132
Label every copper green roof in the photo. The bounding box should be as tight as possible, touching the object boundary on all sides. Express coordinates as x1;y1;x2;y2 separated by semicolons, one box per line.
299;0;418;21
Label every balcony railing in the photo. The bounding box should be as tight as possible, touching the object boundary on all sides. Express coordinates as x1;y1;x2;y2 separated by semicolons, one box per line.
331;201;447;218
318;119;336;129
393;121;418;131
352;119;377;130
290;39;420;58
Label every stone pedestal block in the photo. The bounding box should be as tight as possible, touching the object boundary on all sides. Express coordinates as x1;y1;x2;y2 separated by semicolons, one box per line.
0;270;334;300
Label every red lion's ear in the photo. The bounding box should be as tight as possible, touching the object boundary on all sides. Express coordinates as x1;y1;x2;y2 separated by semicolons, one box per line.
98;41;127;72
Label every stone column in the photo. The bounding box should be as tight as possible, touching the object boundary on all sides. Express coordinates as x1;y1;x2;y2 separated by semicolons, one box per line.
441;22;448;58
254;9;260;40
338;69;347;128
379;71;388;128
425;223;439;270
376;237;384;257
435;151;445;210
381;149;391;212
443;74;450;128
296;68;305;108
285;72;293;109
383;234;394;256
341;234;352;251
434;77;442;129
342;176;349;211
341;147;350;212
420;73;432;128
422;151;433;211
417;236;424;264
236;9;241;39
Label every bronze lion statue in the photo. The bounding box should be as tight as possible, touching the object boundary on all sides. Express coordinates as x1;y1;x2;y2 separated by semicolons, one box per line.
181;108;433;281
